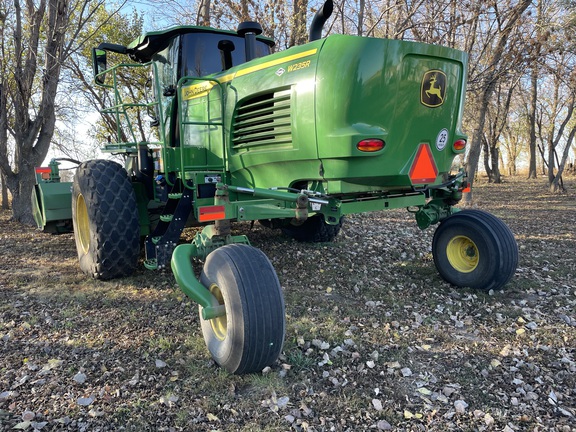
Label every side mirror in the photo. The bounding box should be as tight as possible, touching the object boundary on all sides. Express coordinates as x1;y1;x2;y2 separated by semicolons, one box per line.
92;48;107;85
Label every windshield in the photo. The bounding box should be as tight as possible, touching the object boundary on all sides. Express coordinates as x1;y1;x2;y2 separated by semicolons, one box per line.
180;32;272;77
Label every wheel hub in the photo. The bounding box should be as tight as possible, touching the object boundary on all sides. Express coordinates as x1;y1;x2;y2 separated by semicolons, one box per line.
446;235;479;273
76;194;90;254
208;284;227;340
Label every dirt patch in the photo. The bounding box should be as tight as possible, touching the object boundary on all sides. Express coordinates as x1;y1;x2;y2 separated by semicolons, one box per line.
1;177;575;431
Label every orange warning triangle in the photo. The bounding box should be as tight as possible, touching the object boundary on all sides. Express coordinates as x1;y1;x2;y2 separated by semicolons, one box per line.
409;143;438;184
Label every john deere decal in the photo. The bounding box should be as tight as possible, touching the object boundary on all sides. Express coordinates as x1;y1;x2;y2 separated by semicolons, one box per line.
421;70;446;108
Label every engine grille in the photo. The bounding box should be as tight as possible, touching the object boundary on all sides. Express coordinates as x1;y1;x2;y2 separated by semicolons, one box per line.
232;88;292;151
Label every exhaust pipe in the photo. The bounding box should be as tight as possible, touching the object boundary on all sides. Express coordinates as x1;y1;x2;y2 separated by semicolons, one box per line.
237;21;263;62
309;0;334;42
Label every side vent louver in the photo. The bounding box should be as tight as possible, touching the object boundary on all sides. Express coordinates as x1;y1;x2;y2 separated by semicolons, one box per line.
232;88;292;150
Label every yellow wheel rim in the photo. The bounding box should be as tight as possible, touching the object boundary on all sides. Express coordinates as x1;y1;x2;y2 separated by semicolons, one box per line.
446;235;479;273
208;284;227;341
76;194;90;255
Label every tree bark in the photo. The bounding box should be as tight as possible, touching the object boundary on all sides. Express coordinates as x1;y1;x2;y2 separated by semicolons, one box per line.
358;0;365;36
527;0;544;180
527;68;538;179
490;144;502;183
1;172;8;210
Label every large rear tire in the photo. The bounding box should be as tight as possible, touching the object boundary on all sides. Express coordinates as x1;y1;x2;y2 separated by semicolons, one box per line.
432;210;518;291
199;244;285;374
282;214;344;242
72;160;140;280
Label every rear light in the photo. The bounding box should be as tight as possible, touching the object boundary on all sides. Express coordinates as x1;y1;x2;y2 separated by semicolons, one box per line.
453;139;467;151
357;139;385;152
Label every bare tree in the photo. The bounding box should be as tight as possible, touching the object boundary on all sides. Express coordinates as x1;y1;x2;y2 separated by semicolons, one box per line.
0;0;114;224
463;0;532;203
527;0;545;179
482;78;518;183
535;52;576;192
501;119;527;176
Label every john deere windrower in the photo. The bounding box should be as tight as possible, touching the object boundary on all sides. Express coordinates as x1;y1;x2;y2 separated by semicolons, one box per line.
33;1;518;374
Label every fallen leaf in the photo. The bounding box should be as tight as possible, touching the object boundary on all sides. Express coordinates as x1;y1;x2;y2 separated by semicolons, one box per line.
454;400;468;413
21;410;35;421
401;367;412;377
77;397;95;406
484;413;495;426
73;372;87;384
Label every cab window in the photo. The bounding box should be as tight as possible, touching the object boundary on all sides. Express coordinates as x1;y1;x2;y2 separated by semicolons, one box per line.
179;33;272;77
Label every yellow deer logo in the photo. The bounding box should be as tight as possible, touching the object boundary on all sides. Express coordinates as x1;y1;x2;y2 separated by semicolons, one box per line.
421;70;446;108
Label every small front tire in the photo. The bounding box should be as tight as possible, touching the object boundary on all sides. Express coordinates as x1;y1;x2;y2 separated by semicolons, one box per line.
432;210;518;291
199;244;285;374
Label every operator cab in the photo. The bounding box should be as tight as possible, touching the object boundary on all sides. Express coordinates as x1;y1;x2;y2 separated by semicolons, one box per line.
131;27;274;147
92;25;274;125
130;26;274;78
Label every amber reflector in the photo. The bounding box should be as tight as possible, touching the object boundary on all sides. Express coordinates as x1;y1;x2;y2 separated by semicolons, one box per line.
198;205;226;222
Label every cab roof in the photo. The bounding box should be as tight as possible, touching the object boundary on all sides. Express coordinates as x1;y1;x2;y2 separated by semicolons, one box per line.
127;25;275;63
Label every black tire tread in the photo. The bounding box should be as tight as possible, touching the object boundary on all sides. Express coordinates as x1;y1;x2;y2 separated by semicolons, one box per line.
72;160;140;280
200;244;285;374
282;214;344;242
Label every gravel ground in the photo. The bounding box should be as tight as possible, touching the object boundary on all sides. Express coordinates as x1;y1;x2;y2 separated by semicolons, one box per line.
0;176;575;431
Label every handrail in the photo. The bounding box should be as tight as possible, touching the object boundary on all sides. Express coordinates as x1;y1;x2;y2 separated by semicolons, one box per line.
95;61;165;152
176;76;227;189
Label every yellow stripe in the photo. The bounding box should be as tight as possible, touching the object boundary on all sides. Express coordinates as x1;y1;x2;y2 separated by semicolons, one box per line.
182;48;318;100
231;48;318;80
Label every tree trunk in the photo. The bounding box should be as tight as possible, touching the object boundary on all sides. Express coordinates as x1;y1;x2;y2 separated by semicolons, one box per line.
527;68;538;179
549;125;576;193
199;0;211;26
482;135;492;181
289;0;308;47
464;90;491;202
547;143;555;184
358;0;365;36
490;144;502;183
1;172;8;210
527;0;544;180
6;172;36;225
